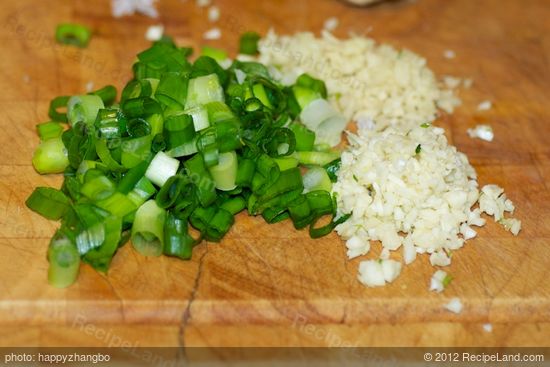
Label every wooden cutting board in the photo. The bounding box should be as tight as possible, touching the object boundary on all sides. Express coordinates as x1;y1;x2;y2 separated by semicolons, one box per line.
1;0;549;348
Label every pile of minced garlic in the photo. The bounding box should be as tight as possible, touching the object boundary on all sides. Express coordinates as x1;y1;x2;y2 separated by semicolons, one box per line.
333;124;520;287
258;31;520;289
258;30;461;132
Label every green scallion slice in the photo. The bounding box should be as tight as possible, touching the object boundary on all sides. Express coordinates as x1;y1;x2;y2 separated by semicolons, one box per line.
239;32;261;55
55;23;92;48
208;151;238;191
26;187;70;220
132;200;166;257
47;233;80;288
48;96;70;123
37;122;64;141
67;95;104;126
32;137;69;174
163;213;196;260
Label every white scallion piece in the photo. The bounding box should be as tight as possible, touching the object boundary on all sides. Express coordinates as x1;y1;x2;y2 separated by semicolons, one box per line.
184;105;210;131
300;99;339;130
145;151;180;187
218;58;233;70
302;166;332;193
315;114;348;147
208;151;238;191
185;74;225;109
300;98;347;146
235;69;247;84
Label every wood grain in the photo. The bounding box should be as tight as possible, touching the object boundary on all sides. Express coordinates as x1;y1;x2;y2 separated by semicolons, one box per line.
1;0;549;347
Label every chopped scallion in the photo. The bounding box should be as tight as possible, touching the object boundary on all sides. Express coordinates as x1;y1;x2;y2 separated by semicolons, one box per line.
67;95;104;126
26;187;70;220
302;166;332;193
132;200;166;257
185;74;225;109
47;233;80;288
32;137;69;174
208;151;238;191
37;122;64;141
201;46;228;62
239;32;261;55
27;36;351;287
55;23;92;48
145;151;180;187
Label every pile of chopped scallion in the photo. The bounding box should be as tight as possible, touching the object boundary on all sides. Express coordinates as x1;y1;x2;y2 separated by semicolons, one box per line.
26;34;349;288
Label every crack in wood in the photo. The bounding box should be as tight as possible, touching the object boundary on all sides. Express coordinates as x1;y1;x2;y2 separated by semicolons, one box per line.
103;276;126;323
178;244;209;355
